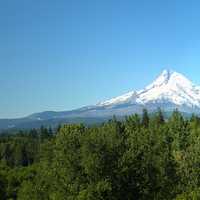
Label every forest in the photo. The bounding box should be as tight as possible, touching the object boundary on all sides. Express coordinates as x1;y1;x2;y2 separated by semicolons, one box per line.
1;109;200;200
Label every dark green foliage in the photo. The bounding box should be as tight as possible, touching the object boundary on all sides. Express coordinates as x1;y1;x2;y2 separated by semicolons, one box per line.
142;109;149;128
155;108;165;125
1;111;200;199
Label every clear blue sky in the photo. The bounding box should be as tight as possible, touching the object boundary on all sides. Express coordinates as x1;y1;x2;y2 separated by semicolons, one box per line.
1;0;200;118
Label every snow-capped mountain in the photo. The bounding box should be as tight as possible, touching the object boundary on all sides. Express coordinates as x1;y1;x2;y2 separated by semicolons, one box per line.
1;69;200;130
97;69;200;110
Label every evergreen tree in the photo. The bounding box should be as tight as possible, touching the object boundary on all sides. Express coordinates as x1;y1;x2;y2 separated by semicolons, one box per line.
142;108;149;128
156;108;165;125
1;110;200;199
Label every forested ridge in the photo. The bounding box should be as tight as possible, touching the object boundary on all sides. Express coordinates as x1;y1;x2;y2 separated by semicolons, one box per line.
1;109;200;199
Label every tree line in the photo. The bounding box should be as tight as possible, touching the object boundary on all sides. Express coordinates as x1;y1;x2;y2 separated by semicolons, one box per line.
1;109;200;199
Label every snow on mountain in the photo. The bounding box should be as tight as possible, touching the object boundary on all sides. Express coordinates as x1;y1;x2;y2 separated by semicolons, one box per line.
2;69;200;130
97;91;136;106
98;69;200;109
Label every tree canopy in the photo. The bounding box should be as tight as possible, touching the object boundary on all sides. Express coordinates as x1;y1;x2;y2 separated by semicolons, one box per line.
1;110;200;199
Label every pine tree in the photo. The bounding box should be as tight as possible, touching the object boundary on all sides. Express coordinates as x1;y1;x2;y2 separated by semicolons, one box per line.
156;108;165;125
142;108;149;128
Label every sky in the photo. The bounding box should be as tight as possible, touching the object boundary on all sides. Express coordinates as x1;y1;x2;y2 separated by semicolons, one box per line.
1;0;200;118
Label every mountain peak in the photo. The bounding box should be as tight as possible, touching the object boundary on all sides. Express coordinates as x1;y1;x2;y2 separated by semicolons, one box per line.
2;69;200;130
137;69;200;107
155;69;173;84
98;69;200;108
146;69;190;90
160;69;176;80
161;69;174;76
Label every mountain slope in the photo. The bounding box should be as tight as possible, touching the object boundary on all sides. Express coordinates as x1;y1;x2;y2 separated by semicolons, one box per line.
1;69;200;130
98;69;200;108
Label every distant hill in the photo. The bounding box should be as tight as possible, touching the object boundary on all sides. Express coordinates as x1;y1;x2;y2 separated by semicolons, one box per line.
1;69;200;130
